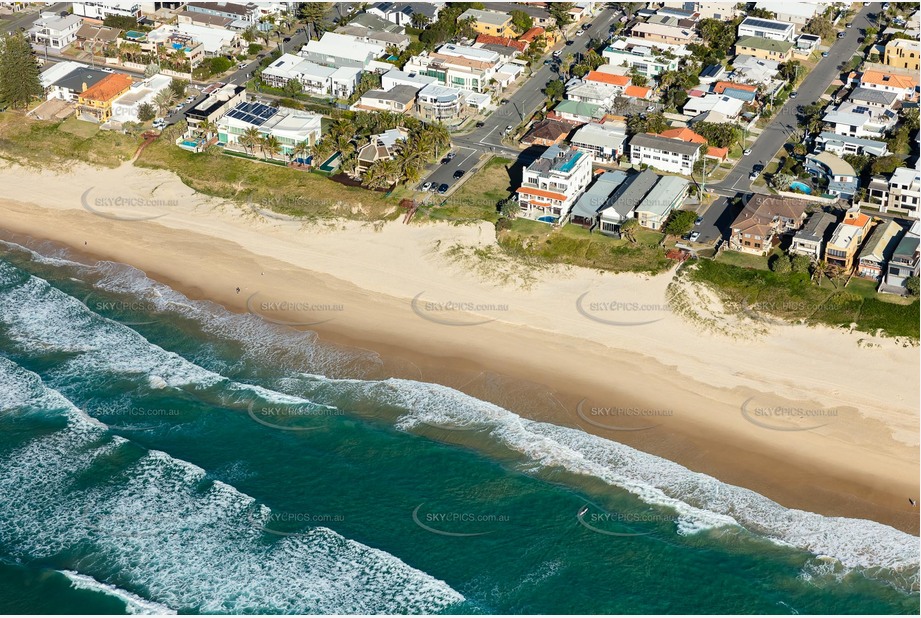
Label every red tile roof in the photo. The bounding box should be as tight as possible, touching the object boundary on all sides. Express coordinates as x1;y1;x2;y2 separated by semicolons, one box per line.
585;70;630;87
623;85;651;99
713;81;757;94
519;26;545;42
475;33;528;52
516;187;567;201
79;73;132;103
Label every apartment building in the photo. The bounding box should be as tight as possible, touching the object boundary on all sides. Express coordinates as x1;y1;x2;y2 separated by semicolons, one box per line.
602;39;683;79
734;36;794;62
404;44;500;93
825;210;873;271
29;13;82;49
884;39;920;71
629;133;701;175
71;1;141;21
864;167;921;219
515;145;593;221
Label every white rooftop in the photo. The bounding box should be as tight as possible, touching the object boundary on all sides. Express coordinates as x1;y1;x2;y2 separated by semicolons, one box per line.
302;32;385;64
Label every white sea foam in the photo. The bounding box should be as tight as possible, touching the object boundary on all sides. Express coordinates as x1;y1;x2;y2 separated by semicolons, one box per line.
62;570;177;615
306;375;920;584
0;359;464;613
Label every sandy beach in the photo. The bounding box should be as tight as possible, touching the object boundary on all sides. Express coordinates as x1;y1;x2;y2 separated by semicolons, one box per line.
1;160;918;535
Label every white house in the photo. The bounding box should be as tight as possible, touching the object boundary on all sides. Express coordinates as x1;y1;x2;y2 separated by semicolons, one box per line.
682;94;745;119
753;1;828;28
633;174;689;230
737;16;795;42
217;102;323;157
109;74;172;123
71;1;141;20
602;38;684;79
629;132;702;176
261;53;361;98
823;102;898;139
300;32;385;70
404;44;501;93
29;13;82;50
569;122;627;163
515;144;593;221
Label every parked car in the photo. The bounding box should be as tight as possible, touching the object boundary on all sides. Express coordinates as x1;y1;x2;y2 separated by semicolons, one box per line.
552;49;562;58
441;151;455;164
837;31;846;38
689;231;700;242
749;170;759;181
846;22;852;28
790;91;798;99
504;125;513;135
821;51;829;57
753;164;765;174
743;148;753;156
453;169;466;179
421;181;433;192
576;29;585;36
565;39;573;45
694;216;703;226
437;183;449;194
584;23;592;30
475;121;485;128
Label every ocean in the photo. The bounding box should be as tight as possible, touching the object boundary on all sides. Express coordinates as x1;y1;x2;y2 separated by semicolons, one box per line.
0;237;917;615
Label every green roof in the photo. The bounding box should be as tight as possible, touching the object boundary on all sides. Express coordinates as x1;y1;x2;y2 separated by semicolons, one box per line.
553;99;603;118
736;36;793;53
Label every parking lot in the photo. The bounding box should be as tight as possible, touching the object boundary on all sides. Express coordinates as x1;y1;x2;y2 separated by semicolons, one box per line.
416;146;480;195
692;196;737;245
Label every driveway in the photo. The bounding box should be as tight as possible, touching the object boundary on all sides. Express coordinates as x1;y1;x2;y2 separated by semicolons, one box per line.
712;3;876;193
693;196;737;244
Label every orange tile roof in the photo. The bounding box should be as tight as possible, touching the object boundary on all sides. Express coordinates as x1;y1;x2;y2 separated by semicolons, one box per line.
475;33;528;52
659;127;707;144
519;26;545;42
844;211;871;228
860;70;918;90
516;187;567;202
623;85;651;99
706;146;729;160
80;73;132;103
585;70;630;87
713;81;758;94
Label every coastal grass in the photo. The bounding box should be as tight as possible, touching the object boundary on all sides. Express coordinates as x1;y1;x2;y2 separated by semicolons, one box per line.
421;156;514;223
689;259;920;339
0;112;138;168
497;218;671;275
135;130;403;222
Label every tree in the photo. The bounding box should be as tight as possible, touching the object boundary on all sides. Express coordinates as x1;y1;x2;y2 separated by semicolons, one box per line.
803;15;834;40
812;260;829;286
208;56;232;75
545;78;564;101
410;12;430;29
153;89;176;115
548;2;575;28
769;253;791;273
620;218;640;243
510;10;533;34
103;15;138;30
778;60;801;84
242;26;257;44
870;154;904;176
0;31;42;109
260;134;282;160
168;78;188;99
239;126;261;155
906;275;920;297
298;2;331;39
144;62;159;78
842;153;872;177
137;102;156;122
283;78;303;97
498;198;518;218
664;210;697;237
791;253;812;274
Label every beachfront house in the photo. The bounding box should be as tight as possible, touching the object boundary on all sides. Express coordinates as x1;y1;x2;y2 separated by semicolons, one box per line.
598;169;660;236
515;144;593;222
729;194;809;255
789;211;838;262
883;221;921;293
216;102;322;160
825;209;874;272
857;219;903;281
633;175;690;231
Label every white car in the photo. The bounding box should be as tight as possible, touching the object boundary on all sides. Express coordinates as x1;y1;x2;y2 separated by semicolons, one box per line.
689;231;700;242
576;29;585;36
552;49;562;58
421;181;433;192
743;148;753;156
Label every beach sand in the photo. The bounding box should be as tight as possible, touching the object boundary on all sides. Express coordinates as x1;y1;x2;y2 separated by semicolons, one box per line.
1;161;918;534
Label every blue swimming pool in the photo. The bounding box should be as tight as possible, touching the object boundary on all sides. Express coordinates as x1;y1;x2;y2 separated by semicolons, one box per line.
537;215;558;224
789;181;812;194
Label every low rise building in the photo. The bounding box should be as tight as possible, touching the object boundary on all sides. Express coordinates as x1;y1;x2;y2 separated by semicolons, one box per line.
569;171;628;228
353;84;419;113
857;219;903;281
682;93;745;119
825;210;873;271
815;132;889;157
367;2;440;28
72;1;141;21
729;194;809;255
737;16;795;42
822;102;898;139
805;151;859;199
884;38;920;71
629;132;701;176
629;22;698;46
729;54;780;85
883;221;920;293
734;36;794;62
76;72;133;123
598;169;660;236
217;102;323;158
752;1;827;28
790;211;838;262
357;128;409;172
521;118;573;147
183;83;247;135
864;167;921;219
45;65;110;101
335;25;411;52
404;44;501;93
110;74;171;124
858;69;919;101
634;175;689;230
300;32;385;70
515;144;593;221
29;12;82;50
570;122;627;162
602;38;683;79
458;8;516;38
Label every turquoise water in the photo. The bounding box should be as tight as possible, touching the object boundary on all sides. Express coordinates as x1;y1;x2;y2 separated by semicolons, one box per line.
790;181;813;194
537;215;558;223
0;238;918;614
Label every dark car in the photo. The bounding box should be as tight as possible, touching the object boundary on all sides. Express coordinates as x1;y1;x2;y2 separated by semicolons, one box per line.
475;121;485;128
837;31;846;38
453;169;465;179
441;151;456;164
753;163;765;173
437;183;449;194
584;22;592;29
565;39;573;45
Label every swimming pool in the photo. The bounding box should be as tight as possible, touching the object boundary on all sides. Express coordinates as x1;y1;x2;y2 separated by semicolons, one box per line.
789;181;812;194
537;215;558;224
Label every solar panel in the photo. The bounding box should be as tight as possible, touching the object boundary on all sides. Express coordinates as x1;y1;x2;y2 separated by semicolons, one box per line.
743;17;788;31
227;102;279;126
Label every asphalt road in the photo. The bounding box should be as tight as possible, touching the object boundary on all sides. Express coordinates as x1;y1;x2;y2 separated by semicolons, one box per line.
712;3;876;194
1;2;68;35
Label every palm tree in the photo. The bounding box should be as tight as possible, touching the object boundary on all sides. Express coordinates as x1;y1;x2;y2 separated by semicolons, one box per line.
153;89;176;116
198;119;216;139
261;134;282;160
812;260;830;286
290;140;309;165
239;127;261;156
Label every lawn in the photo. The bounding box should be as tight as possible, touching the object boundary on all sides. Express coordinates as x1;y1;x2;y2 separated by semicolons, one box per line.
689;259;920;339
497;217;671;275
135;125;405;222
716;249;771;270
420;156;514;223
0;112;139;168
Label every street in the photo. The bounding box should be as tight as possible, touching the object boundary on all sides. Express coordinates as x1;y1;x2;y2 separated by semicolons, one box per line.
712;3;877;194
